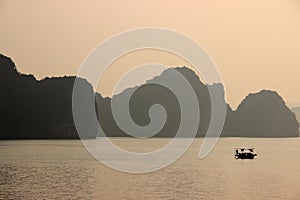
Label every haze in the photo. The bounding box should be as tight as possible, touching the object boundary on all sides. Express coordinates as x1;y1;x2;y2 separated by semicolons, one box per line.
0;0;300;108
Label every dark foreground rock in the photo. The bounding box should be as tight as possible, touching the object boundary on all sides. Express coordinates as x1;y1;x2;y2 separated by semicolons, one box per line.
0;54;97;139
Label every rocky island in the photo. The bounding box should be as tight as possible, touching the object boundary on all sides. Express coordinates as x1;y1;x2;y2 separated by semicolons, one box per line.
0;54;97;139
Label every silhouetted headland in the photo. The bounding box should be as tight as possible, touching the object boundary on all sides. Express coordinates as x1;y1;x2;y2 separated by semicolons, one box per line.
0;54;97;139
0;53;298;139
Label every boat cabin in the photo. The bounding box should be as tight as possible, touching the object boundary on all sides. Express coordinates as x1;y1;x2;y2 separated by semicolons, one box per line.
234;147;257;159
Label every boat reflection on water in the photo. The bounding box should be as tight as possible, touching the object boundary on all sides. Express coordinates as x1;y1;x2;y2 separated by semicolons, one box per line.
234;147;257;159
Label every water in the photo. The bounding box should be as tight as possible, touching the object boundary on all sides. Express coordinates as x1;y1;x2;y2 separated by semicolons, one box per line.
1;138;300;199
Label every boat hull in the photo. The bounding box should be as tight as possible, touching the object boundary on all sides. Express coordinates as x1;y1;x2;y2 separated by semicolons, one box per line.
235;153;257;159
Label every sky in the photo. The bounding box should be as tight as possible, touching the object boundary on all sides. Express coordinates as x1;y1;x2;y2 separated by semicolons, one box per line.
0;0;300;108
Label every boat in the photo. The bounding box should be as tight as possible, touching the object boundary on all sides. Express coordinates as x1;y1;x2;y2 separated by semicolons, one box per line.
234;147;257;159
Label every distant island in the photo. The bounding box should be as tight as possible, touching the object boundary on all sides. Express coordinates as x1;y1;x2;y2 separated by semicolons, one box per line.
96;67;299;138
0;53;298;139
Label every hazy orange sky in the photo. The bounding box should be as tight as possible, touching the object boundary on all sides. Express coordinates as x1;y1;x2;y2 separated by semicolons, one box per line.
1;0;300;108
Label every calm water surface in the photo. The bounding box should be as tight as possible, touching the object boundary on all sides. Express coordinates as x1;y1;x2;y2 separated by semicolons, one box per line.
1;138;300;200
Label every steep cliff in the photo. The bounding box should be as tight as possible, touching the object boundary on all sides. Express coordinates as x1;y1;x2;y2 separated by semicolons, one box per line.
0;54;97;139
225;90;299;137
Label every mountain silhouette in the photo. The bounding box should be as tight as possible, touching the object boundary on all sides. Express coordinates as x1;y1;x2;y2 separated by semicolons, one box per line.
96;67;299;137
0;54;97;139
224;90;299;137
0;53;298;138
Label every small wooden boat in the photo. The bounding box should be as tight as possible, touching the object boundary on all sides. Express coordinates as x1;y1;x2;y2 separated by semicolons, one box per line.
234;147;257;159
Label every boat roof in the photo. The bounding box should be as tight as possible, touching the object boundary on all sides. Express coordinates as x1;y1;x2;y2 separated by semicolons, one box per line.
234;147;255;150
